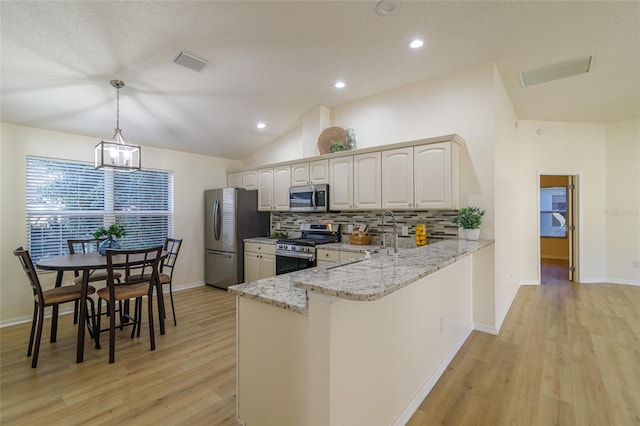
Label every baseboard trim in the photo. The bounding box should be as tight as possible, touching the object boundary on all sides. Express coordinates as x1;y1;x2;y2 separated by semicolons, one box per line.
519;280;540;285
393;324;473;426
607;278;640;286
473;322;498;335
579;278;608;284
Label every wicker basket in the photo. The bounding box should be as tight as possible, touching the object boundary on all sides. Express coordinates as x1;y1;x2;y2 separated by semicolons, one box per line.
348;234;372;245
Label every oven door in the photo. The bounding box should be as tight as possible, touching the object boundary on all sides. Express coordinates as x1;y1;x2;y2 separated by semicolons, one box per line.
276;253;316;275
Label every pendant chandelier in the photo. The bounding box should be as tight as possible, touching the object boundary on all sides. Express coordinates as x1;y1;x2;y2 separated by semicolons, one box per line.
94;79;141;171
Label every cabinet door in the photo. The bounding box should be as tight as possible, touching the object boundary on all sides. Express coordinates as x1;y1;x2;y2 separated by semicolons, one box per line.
329;156;354;210
243;170;258;190
273;165;291;211
228;172;243;188
244;252;261;283
291;163;309;186
257;168;274;211
414;142;453;209
260;254;276;279
382;147;414;209
317;249;339;263
353;152;381;210
309;159;329;184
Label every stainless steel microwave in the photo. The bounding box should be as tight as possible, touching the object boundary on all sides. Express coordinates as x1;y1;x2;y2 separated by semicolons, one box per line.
289;184;329;212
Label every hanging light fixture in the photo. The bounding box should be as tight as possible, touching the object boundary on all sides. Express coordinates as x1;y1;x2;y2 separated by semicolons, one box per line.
94;80;141;171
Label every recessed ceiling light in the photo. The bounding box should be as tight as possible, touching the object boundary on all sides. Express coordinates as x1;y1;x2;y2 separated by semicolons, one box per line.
256;122;266;129
408;39;424;49
334;81;346;89
375;0;398;15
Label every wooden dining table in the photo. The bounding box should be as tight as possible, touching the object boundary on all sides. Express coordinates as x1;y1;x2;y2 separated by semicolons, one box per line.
36;251;167;363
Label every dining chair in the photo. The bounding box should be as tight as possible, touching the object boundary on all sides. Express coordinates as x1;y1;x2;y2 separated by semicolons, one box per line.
159;238;183;326
13;247;96;368
67;238;122;324
95;245;163;364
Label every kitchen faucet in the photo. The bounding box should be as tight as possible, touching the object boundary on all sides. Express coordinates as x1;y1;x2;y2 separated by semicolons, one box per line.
380;210;398;254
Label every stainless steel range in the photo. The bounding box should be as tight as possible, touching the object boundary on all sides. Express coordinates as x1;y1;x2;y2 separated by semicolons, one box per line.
275;223;340;275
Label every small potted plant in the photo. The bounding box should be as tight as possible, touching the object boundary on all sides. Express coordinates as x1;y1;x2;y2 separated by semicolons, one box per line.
451;207;485;240
93;223;127;255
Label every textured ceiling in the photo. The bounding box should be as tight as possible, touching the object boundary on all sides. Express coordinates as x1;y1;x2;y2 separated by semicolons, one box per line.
1;1;639;160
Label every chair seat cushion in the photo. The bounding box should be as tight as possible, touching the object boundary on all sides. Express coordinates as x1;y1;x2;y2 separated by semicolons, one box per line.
130;273;170;284
73;270;122;284
37;284;97;305
97;283;150;301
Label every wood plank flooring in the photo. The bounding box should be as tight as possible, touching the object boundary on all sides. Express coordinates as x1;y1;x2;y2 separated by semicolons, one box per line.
2;263;639;425
0;286;237;426
408;260;640;426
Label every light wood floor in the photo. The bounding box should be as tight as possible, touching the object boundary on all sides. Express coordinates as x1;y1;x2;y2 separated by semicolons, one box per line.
2;265;639;425
0;286;237;425
408;260;640;425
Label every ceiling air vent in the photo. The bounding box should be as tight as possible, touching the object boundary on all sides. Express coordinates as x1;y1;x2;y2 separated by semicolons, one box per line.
174;51;209;72
519;55;593;87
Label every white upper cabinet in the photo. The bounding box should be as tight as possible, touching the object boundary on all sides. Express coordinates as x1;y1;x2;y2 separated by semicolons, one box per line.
329;156;353;210
414;142;459;209
273;165;291;211
353;152;381;210
257;168;274;211
382;147;414;209
309;159;329;184
291;163;310;186
227;172;243;188
258;166;291;211
243;170;258;190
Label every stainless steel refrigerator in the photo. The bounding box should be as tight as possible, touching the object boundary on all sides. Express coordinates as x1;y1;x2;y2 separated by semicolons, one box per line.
204;188;270;289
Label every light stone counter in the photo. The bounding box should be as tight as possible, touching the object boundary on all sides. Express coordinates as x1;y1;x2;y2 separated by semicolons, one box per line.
230;239;494;312
243;237;278;244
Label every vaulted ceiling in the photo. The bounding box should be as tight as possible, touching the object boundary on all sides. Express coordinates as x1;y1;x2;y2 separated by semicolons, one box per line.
1;1;638;159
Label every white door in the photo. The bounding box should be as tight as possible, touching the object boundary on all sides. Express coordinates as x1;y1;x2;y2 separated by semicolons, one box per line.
329;156;354;210
414;142;452;209
310;159;329;184
260;254;276;279
353;152;381;210
244;252;261;283
243;170;258;190
257;168;274;211
291;163;309;186
382;147;413;209
273;166;291;211
227;172;243;188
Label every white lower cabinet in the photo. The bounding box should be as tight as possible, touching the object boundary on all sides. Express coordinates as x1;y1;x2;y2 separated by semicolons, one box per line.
317;248;365;266
244;242;276;281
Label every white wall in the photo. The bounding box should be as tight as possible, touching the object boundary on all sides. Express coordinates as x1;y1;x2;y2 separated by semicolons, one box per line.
517;121;607;284
241;123;303;168
492;64;520;328
605;119;640;284
0;123;241;324
333;62;496;238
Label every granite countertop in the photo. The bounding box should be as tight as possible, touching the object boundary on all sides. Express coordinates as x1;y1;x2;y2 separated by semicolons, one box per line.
244;237;278;244
230;239;494;314
243;237;379;253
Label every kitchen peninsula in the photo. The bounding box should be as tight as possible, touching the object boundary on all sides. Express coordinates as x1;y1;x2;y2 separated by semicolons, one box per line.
229;239;495;426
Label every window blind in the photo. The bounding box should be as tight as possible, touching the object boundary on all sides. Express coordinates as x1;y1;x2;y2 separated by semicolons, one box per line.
26;156;173;263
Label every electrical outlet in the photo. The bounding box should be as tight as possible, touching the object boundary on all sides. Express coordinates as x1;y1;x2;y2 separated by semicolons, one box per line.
402;226;408;236
348;224;354;233
275;222;281;230
439;317;445;333
633;260;640;269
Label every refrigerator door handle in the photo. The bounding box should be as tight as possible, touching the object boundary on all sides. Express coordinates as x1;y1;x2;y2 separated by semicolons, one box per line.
206;250;232;258
213;199;221;241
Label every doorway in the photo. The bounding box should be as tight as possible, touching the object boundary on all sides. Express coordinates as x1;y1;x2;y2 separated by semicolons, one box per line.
539;174;578;283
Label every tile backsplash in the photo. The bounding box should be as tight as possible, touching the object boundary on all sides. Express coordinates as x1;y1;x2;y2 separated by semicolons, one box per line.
270;210;459;247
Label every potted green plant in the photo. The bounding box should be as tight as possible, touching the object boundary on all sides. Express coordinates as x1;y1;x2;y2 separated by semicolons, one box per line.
451;207;485;240
93;223;127;255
